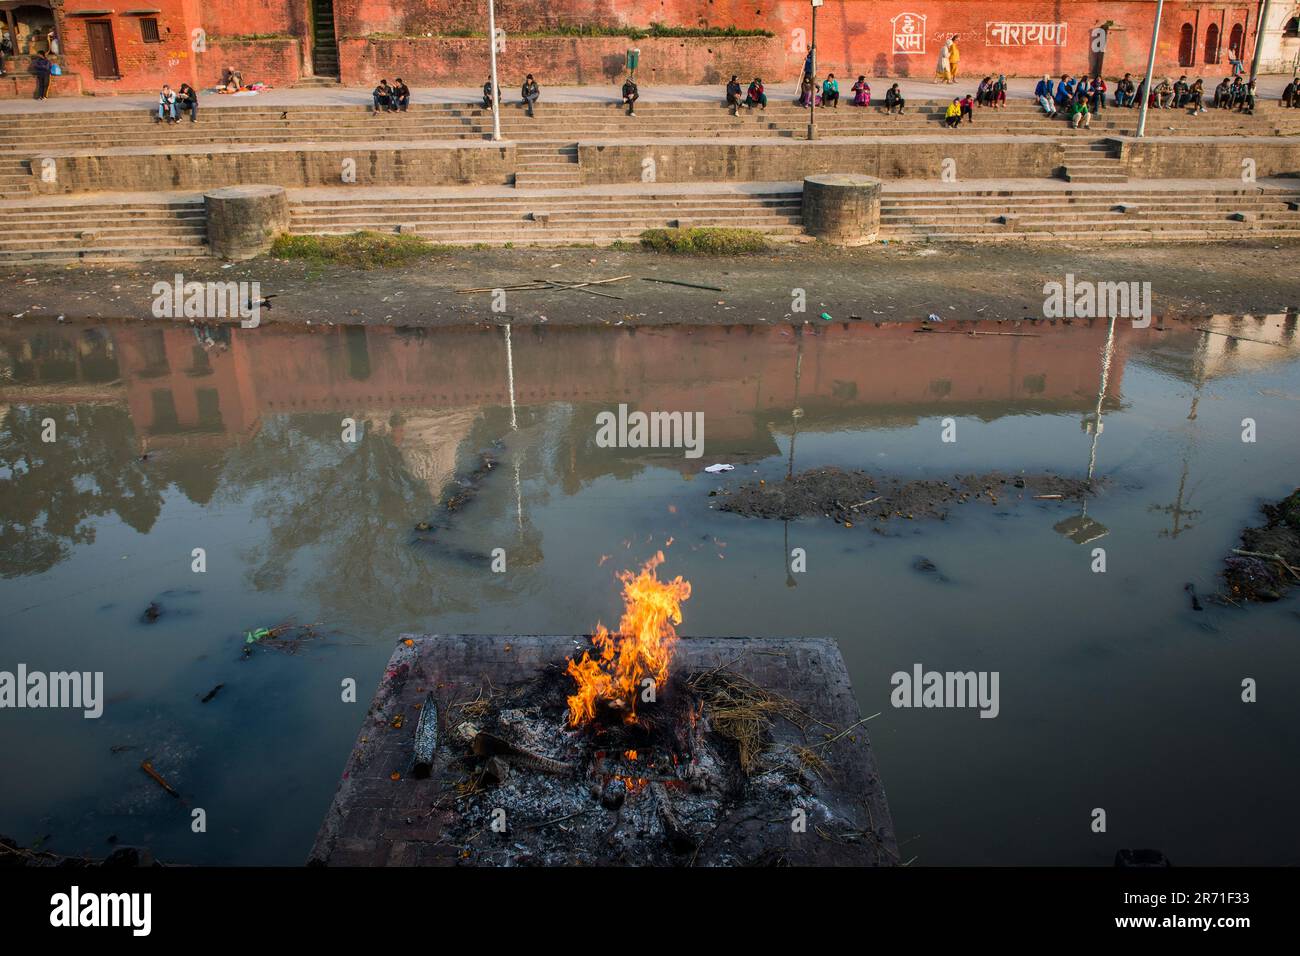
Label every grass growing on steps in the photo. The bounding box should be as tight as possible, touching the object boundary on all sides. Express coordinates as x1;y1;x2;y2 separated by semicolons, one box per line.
639;227;770;255
269;232;450;269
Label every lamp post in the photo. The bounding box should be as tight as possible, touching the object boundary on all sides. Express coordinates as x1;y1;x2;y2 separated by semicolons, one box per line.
808;0;821;140
487;0;502;141
1135;0;1165;138
1249;0;1273;84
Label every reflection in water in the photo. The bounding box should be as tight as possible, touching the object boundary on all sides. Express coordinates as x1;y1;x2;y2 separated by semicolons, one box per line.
0;313;1298;866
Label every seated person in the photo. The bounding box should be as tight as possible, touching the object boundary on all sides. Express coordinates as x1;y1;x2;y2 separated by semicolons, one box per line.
621;74;638;116
797;74;820;107
726;75;743;114
391;78;410;112
372;79;392;114
1089;76;1106;111
991;74;1007;108
944;97;961;128
821;73;839;108
1173;75;1189;107
1034;75;1056;114
1055;75;1073;107
884;83;904;114
959;93;974;123
176;83;198;123
521;74;540;116
1283;79;1298;108
1155;78;1173;108
157;84;177;123
1115;74;1135;107
745;77;767;109
1240;78;1256;113
976;76;992;107
1187;78;1204;113
482;78;497;110
222;67;243;93
1071;98;1091;129
1213;77;1231;108
851;75;870;106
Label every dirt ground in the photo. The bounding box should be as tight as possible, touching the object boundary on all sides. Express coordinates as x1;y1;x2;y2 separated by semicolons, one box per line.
4;239;1299;326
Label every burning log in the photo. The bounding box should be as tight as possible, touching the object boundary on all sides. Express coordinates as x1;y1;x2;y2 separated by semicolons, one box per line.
410;693;438;779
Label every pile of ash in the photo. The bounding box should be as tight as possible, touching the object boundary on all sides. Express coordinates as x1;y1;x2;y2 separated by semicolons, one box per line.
437;663;885;866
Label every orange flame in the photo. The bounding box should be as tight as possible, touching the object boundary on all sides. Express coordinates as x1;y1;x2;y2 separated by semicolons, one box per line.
566;551;691;727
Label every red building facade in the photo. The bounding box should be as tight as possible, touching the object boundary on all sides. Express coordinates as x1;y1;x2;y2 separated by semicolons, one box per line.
15;1;1276;96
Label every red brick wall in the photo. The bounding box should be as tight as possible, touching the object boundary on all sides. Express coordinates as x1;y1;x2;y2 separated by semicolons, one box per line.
60;0;198;94
49;1;1269;94
339;35;782;86
197;38;303;87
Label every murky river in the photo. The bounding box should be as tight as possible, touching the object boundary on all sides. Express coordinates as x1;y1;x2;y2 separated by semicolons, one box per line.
1;314;1297;865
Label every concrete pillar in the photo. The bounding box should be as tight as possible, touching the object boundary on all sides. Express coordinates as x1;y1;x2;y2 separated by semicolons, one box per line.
203;185;290;260
801;174;882;245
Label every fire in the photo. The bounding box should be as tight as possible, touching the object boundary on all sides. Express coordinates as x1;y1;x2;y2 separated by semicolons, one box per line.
566;551;691;727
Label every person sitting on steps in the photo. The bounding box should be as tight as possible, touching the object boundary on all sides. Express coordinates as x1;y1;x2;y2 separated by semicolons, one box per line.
745;77;767;110
726;74;744;115
482;77;498;111
157;84;177;123
821;73;839;108
1071;97;1091;129
1115;73;1135;107
372;79;392;114
851;75;870;106
521;74;540;117
943;97;961;128
392;78;410;112
1035;74;1056;115
885;83;905;114
621;74;638;116
176;83;198;123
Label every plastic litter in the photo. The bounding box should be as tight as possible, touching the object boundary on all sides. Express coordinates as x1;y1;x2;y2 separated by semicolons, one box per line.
704;463;736;474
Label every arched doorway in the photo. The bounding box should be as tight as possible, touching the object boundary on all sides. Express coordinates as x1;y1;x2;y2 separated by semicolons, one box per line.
1228;23;1245;62
1178;23;1196;67
1204;23;1220;64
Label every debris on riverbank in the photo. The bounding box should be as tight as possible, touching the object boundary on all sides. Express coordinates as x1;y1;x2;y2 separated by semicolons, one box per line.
714;468;1094;525
1222;487;1300;603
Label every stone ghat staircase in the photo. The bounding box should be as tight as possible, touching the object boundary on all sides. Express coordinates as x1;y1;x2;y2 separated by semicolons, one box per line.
881;184;1300;241
0;100;1295;153
287;187;805;244
0;197;208;263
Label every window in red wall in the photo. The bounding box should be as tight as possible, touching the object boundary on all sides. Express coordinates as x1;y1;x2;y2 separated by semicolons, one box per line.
1204;23;1220;64
140;18;161;43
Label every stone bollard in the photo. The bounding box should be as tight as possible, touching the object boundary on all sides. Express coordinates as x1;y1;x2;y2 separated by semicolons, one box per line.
802;173;883;245
203;185;290;260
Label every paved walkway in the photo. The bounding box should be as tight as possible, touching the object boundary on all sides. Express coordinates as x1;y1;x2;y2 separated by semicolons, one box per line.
1;76;1294;114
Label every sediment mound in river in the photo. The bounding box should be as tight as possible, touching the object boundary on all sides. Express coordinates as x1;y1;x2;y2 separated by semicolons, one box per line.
1222;488;1300;603
714;468;1094;525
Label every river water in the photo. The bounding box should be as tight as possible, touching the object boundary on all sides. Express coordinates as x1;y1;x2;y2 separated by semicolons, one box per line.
0;314;1297;865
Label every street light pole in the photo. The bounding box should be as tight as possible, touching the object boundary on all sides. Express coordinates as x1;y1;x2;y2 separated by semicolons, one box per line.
1249;0;1273;84
808;0;820;140
487;0;502;141
1135;0;1165;138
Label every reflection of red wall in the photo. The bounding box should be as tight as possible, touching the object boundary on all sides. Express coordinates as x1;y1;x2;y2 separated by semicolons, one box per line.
114;326;258;443
103;321;1143;444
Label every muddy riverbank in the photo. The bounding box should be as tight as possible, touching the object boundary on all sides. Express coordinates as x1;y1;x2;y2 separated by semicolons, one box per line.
4;240;1299;327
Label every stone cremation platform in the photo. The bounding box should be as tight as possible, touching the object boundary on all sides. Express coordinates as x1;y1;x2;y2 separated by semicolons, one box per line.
311;634;896;867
